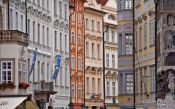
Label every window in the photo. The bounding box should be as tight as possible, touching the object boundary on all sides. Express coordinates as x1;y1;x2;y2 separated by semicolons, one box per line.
112;81;116;96
139;27;142;50
125;33;132;54
119;34;122;55
85;18;89;29
144;68;147;93
72;83;75;97
92;78;95;93
59;1;62;17
136;0;140;6
37;61;40;82
144;23;147;48
37;0;40;6
72;32;75;44
47;0;49;10
86;42;89;57
78;13;82;24
42;0;45;9
71;57;74;69
33;21;35;42
135;29;138;51
92;43;95;58
150;20;155;46
92;20;94;30
1;61;13;83
60;67;62;86
10;9;13;29
78;83;82;98
47;28;49;47
19;63;26;82
150;67;155;92
112;55;115;68
54;0;57;15
42;26;45;45
126;74;133;94
60;33;62;50
38;23;40;44
55;31;57;49
16;12;18;30
106;31;109;41
27;19;30;37
97;44;100;59
98;78;101;93
65;4;67;20
65;67;67;87
112;31;115;43
107;81;110;96
78;57;82;70
136;71;138;94
140;69;143;93
97;21;100;32
47;63;49;82
106;54;109;67
86;77;89;93
125;0;132;9
65;35;67;53
78;34;81;45
41;62;45;80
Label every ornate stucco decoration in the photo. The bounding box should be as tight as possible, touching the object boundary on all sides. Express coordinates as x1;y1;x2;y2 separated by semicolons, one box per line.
142;13;147;20
47;16;52;22
38;11;43;19
54;19;60;29
78;48;83;55
138;16;142;23
15;0;21;7
28;6;33;13
33;9;39;16
64;24;69;32
20;2;26;10
148;9;155;17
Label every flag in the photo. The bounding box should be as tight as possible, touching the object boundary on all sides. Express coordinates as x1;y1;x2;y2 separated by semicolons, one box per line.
52;54;61;80
29;48;37;77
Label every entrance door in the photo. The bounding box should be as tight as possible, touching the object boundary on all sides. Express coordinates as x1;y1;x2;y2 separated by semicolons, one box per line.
92;106;96;109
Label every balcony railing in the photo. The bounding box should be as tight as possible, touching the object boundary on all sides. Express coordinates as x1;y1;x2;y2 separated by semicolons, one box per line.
0;30;28;46
34;81;54;92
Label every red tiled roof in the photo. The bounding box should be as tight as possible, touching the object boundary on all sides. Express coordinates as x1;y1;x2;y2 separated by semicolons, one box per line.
96;0;108;5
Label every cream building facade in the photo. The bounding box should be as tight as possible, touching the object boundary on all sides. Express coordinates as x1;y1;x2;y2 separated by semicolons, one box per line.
134;0;156;109
103;0;119;109
84;0;105;108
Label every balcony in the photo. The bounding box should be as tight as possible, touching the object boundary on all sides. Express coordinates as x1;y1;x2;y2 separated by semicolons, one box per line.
0;30;28;46
34;81;55;93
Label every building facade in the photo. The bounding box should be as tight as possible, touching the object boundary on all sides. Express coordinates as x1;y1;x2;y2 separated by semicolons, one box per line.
103;0;119;109
0;0;70;109
84;0;106;108
134;0;156;109
156;0;175;108
117;0;134;109
69;0;85;108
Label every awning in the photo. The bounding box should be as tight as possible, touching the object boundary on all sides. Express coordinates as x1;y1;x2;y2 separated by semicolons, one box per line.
26;100;40;109
0;97;27;109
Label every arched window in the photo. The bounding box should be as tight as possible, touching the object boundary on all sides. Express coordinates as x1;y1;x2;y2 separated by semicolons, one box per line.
108;15;116;20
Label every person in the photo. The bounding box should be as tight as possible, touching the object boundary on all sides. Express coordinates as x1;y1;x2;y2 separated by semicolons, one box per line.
165;30;174;49
167;14;175;26
167;69;175;93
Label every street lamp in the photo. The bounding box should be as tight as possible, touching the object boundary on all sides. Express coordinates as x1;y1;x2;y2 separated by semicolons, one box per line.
103;23;109;109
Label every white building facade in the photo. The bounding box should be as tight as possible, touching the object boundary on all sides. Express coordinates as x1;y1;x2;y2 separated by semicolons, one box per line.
0;0;70;109
103;0;119;109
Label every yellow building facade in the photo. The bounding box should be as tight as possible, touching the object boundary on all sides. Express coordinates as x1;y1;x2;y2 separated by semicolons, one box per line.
134;0;156;109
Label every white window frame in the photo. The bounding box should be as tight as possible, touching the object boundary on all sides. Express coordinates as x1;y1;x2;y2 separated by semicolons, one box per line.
1;61;13;83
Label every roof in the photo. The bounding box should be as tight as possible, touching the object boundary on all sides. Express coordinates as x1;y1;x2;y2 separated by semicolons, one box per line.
96;0;108;6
